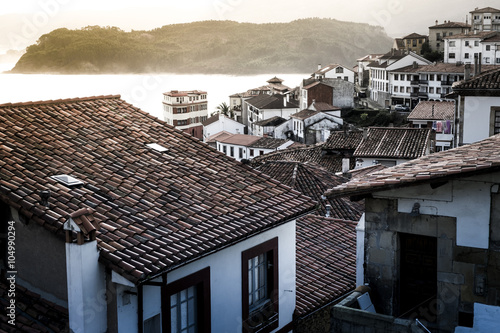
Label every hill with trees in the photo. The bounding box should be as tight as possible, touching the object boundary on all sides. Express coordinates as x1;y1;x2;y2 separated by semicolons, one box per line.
11;19;393;74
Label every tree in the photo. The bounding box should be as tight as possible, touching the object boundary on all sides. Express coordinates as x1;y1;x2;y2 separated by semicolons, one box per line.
215;102;233;117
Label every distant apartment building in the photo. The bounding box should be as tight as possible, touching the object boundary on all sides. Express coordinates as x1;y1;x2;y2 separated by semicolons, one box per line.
444;31;500;65
162;90;208;140
428;20;471;53
470;6;500;32
401;33;428;55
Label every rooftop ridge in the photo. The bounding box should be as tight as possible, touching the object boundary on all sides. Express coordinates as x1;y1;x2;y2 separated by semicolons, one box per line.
0;94;122;108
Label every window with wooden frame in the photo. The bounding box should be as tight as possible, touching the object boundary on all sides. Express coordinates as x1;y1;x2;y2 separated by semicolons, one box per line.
241;238;278;333
164;267;211;333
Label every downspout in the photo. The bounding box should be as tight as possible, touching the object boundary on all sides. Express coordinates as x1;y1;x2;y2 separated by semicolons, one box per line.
138;284;143;333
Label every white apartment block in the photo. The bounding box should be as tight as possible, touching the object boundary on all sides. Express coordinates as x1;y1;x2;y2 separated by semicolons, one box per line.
162;90;208;140
444;31;500;65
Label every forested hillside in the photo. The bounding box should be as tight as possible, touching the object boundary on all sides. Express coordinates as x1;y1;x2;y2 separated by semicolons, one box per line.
12;19;393;74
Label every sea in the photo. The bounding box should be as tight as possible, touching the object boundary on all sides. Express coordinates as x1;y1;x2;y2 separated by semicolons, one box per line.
0;63;307;120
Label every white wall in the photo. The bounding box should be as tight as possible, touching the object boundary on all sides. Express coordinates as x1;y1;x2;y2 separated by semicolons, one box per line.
116;283;139;333
66;240;107;333
166;221;296;333
462;96;500;145
203;115;245;142
374;172;499;249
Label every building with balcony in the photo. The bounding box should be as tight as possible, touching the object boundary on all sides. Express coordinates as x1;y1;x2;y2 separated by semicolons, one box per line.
428;20;471;53
444;31;500;65
162;90;208;140
470;6;500;32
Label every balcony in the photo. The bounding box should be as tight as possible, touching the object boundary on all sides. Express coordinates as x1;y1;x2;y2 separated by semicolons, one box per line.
410;80;420;86
418;92;429;98
441;81;453;86
410;92;419;98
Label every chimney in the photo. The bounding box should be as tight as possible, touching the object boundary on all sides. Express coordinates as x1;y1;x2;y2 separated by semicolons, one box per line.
283;95;287;107
325;204;331;218
413;61;418;69
465;63;471;80
318;64;322;70
435;20;438;26
478;52;482;74
363;128;368;140
342;158;350;174
474;54;479;75
39;189;51;207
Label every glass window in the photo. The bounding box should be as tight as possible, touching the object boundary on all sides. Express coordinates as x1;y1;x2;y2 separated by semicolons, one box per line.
170;286;197;333
449;53;456;59
449;41;456;47
144;314;161;333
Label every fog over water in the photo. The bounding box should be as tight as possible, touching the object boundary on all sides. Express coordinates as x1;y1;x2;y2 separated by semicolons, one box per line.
0;67;307;119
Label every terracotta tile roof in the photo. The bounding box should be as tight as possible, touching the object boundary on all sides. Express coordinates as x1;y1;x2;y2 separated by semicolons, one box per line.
347;164;387;179
255;161;363;221
0;95;316;284
0;280;69;332
253;116;287;127
302;80;325;90
205;130;232;144
291;109;320;120
310;102;340;112
313;64;353;75
452;68;500;94
356;54;384;62
202;113;219;126
323;131;363;150
215;133;261;146
325;133;500;199
392;63;497;74
443;31;497;39
250;144;344;173
407;101;455;121
403;33;427;39
429;21;471;29
245;94;299;109
295;215;357;316
252;137;289;149
354;127;432;159
470;7;500;13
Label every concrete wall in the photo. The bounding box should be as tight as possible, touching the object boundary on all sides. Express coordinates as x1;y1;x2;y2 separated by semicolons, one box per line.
360;172;500;332
461;96;500;145
12;208;68;305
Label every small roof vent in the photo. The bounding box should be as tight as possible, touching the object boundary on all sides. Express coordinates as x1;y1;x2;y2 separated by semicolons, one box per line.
146;143;168;152
51;174;84;187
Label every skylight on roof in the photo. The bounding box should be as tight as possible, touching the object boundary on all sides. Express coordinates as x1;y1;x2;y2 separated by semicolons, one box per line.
146;143;168;152
51;174;84;187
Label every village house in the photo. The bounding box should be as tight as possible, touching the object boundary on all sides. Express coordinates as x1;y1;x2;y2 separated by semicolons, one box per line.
357;54;384;88
289;109;343;145
470;6;500;32
407;100;455;151
401;33;429;55
244;93;300;135
368;50;432;108
325;133;500;333
428;20;471;53
0;95;317;333
312;63;356;83
162;90;208;140
202;113;245;142
444;30;500;65
251;116;289;139
354;127;434;168
215;133;294;161
300;78;355;110
451;67;500;146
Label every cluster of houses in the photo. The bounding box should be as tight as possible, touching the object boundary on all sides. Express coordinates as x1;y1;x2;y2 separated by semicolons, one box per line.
1;5;500;333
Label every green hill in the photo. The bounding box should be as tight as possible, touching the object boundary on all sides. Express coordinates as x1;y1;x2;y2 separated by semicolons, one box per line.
11;19;392;74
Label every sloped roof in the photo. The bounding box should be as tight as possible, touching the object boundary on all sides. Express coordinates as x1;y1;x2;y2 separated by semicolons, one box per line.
291;109;320;120
407;101;455;121
314;64;353;75
205;130;232;144
255;161;363;221
245;94;299;109
0;281;69;332
0;95;316;284
202;113;219;126
403;33;427;39
323;131;363;150
443;31;497;39
326;134;500;199
354;127;432;159
429;21;471;29
253;116;287;127
295;215;356;316
250;144;344;173
252;137;289;149
452;67;500;95
310;101;340;112
470;7;500;13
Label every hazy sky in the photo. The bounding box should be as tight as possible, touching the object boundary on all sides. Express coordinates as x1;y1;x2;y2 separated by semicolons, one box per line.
0;0;497;54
